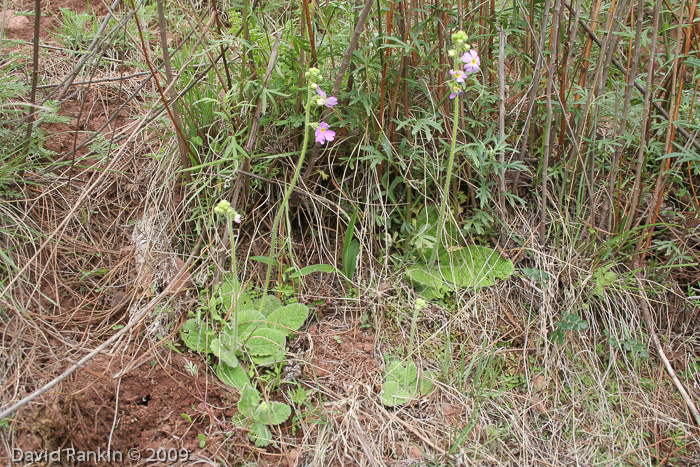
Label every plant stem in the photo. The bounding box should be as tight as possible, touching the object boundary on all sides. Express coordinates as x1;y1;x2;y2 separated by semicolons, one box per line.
429;62;461;268
259;87;312;310
224;216;239;327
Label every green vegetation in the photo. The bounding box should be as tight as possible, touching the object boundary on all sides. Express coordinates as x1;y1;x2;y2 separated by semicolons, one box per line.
1;0;699;463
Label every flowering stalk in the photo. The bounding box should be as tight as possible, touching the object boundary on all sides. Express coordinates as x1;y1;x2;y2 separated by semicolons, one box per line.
429;31;475;268
214;200;243;322
259;69;335;310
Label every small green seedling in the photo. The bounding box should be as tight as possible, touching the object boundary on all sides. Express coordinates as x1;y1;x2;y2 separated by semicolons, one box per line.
550;312;589;344
380;357;436;407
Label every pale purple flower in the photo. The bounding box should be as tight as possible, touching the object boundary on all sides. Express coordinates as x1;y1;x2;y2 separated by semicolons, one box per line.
315;122;336;144
449;69;466;83
449;84;463;100
462;49;480;74
316;87;338;108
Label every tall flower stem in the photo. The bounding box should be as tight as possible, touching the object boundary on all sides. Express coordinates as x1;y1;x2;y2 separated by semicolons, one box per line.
224;215;239;326
429;59;461;268
259;87;313;310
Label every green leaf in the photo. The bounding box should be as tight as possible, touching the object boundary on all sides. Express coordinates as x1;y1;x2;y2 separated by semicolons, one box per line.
210;275;246;313
250;351;286;366
210;338;239;368
250;256;279;266
253;401;292;425
404;267;450;299
248;423;273;447
419;371;437;396
237;384;260;415
245;328;286;356
235;308;267;342
380;380;413;407
180;319;214;353
268;303;310;336
254;295;283;317
438;246;515;288
385;359;418;384
216;361;251;388
289;264;339;278
218;323;238;350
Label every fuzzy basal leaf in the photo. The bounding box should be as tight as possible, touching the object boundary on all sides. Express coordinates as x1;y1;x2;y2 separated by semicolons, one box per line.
237;384;261;416
404;267;450;299
180;319;214;353
253;401;292;426
268;303;310;337
210;338;239;368
245;328;286;357
249;423;273;447
438;245;514;288
216;361;251;389
380;380;414;407
236;308;267;342
254;295;283;317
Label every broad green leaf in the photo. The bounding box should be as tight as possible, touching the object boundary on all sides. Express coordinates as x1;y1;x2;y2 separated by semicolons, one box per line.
210;339;239;368
254;295;283;317
268;303;310;336
249;423;273;447
218;323;238;350
245;328;286;357
385;359;418;384
253;401;292;425
209;275;251;312
250;349;286;366
380;381;413;407
235;308;267;342
404;267;450;299
238;384;260;416
216;361;251;388
419;371;437;396
438;245;515;287
180;319;214;353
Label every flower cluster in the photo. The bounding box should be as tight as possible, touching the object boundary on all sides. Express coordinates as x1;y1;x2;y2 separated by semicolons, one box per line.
447;30;481;99
214;200;242;223
306;67;338;145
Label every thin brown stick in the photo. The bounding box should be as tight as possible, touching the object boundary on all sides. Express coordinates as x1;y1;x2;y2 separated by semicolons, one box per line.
157;0;190;183
21;0;41;160
497;26;506;213
232;31;283;211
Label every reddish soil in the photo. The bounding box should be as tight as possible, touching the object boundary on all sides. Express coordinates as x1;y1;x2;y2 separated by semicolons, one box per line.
9;319;380;466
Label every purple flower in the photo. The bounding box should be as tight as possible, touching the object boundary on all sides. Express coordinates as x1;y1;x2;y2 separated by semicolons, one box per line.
315;122;336;144
462;49;480;74
316;87;338;108
449;84;462;100
449;69;466;83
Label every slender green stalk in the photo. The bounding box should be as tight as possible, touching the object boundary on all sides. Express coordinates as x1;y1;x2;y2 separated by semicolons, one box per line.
228;216;239;330
429;55;461;268
259;87;313;310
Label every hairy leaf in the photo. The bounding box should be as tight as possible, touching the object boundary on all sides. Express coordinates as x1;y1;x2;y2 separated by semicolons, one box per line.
268;303;310;336
180;319;214;353
216;361;250;389
253;401;292;425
